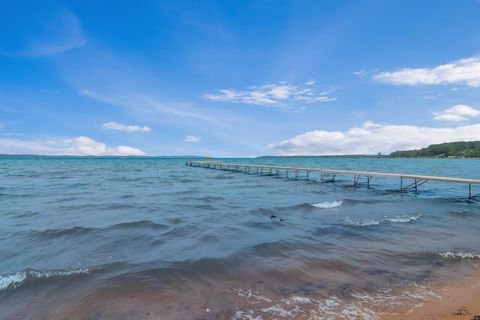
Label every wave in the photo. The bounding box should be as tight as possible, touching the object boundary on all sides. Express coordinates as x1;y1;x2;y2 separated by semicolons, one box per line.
342;198;397;205
212;174;234;180
310;200;343;209
0;267;91;291
32;220;167;239
345;219;381;227
233;281;442;319
385;214;422;223
234;289;378;320
345;214;422;227
439;251;480;259
111;220;168;230
35;226;95;238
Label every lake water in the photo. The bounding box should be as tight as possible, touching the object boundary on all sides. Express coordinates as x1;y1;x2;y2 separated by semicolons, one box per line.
0;157;479;319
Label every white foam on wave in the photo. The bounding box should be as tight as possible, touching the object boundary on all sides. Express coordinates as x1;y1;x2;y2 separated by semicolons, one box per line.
352;282;441;314
310;200;343;209
232;310;263;320
345;218;382;227
232;280;442;319
345;214;422;227
260;305;294;317
0;273;27;291
439;251;480;259
315;296;379;320
0;267;90;291
385;214;422;223
286;295;312;304
233;289;378;320
234;288;272;303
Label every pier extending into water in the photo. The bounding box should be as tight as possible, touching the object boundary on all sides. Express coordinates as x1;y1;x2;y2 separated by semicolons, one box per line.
186;160;480;201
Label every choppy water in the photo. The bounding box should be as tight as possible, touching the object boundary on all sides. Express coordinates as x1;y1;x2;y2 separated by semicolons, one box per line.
0;156;479;319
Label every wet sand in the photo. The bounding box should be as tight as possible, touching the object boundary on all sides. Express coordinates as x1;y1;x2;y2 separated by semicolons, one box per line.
4;272;479;320
382;271;480;320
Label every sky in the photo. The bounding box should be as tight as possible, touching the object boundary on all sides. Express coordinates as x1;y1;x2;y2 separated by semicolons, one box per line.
1;0;480;157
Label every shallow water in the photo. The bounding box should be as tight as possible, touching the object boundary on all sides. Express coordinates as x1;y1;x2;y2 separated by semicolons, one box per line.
0;156;479;319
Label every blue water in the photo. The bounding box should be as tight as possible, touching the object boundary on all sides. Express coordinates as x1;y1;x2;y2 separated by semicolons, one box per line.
0;157;479;319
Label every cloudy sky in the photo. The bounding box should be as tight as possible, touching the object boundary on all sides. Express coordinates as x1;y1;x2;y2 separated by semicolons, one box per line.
1;0;480;156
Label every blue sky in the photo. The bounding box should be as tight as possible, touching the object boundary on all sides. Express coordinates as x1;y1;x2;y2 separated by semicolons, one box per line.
1;0;480;156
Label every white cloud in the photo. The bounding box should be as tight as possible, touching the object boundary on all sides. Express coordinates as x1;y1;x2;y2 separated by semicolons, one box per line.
79;89;231;128
268;121;480;155
373;57;480;87
433;104;480;122
183;135;201;143
102;122;151;132
353;70;367;77
0;136;145;156
204;81;336;108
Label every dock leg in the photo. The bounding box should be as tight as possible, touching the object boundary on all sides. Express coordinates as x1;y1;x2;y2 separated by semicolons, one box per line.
353;174;361;186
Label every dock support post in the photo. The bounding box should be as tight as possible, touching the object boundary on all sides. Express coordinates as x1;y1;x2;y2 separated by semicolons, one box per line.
353;174;361;186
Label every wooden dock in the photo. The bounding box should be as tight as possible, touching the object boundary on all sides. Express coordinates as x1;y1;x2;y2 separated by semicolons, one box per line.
186;160;480;201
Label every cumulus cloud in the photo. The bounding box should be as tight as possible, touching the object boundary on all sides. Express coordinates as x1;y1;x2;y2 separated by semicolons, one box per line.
183;135;201;143
268;121;480;155
0;136;145;156
373;58;480;87
102;122;151;132
204;81;336;108
433;104;480;122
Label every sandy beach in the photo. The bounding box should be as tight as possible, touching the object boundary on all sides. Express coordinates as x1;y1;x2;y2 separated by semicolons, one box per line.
382;271;480;320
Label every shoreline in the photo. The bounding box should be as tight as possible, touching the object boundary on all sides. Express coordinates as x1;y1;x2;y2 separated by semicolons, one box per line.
2;267;480;319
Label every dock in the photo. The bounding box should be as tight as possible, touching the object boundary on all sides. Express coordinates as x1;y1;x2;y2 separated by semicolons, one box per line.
186;160;480;201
